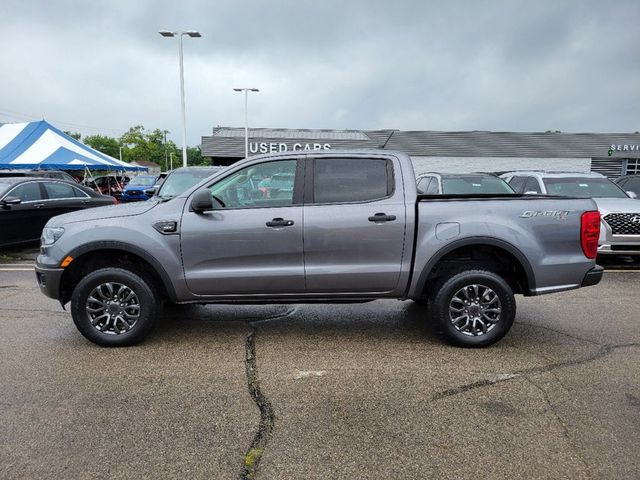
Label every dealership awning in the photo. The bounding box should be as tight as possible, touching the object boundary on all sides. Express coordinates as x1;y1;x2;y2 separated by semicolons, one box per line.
0;120;146;171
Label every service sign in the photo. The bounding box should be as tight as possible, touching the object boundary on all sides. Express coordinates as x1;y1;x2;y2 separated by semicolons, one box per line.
608;144;640;156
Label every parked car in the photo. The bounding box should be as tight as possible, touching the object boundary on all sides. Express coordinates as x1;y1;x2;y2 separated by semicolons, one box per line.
35;150;602;348
121;175;160;202
151;166;226;200
0;169;77;183
416;173;515;195
501;171;640;256
614;175;640;199
82;174;130;200
0;177;116;249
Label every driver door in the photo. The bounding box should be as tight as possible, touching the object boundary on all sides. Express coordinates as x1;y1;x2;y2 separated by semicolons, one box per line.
180;158;305;296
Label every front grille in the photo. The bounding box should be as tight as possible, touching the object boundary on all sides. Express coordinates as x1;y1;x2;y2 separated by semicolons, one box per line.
604;213;640;235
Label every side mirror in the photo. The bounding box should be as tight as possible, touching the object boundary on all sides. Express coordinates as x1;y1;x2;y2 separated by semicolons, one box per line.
145;187;157;197
191;189;213;213
0;196;21;206
626;191;638;199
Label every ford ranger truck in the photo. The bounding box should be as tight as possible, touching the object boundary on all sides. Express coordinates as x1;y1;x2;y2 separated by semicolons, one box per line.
35;150;603;348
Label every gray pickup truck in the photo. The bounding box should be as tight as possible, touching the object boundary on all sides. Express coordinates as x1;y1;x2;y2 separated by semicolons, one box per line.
35;150;603;348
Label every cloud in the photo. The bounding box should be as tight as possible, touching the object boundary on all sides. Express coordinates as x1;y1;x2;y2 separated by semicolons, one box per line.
0;0;638;147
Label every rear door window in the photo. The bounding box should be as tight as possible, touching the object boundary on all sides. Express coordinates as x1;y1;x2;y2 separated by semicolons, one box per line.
43;182;87;199
313;158;392;203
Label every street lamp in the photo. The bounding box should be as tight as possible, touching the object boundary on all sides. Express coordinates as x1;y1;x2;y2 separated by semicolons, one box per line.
233;87;259;159
159;30;202;167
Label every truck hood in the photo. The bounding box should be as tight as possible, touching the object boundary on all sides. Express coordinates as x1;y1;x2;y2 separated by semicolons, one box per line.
592;197;640;215
46;200;159;227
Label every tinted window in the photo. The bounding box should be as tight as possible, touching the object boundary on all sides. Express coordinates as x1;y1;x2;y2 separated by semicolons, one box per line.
44;182;85;199
7;182;43;202
508;176;526;193
615;178;628;187
441;176;514;194
417;176;439;194
543;177;628;198
210;160;297;209
523;177;541;193
314;158;391;203
417;177;430;194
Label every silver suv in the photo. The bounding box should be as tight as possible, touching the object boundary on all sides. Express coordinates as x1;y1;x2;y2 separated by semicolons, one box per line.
501;171;640;256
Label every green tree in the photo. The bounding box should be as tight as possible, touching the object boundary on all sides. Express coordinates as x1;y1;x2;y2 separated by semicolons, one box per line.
187;146;207;166
119;125;182;169
64;131;82;141
83;134;121;159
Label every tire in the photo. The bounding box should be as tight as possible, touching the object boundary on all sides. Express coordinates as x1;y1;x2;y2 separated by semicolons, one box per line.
70;267;158;347
430;269;516;348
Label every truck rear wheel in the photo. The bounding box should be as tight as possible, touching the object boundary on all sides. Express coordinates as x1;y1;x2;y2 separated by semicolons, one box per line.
70;267;158;347
430;270;515;347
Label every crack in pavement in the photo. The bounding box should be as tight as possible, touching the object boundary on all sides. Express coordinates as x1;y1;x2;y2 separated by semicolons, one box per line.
515;321;602;346
431;342;640;401
240;307;297;480
527;377;593;479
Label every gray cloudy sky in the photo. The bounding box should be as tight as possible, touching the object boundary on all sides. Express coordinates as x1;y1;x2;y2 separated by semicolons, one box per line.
0;0;638;146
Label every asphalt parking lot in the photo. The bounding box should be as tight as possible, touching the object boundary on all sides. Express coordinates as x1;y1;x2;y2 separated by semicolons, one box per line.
1;256;639;479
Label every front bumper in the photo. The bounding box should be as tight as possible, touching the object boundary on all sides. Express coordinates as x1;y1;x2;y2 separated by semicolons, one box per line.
34;264;64;301
581;265;604;287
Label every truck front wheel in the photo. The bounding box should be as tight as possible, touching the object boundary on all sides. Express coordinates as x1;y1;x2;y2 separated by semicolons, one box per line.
430;270;515;347
70;267;159;347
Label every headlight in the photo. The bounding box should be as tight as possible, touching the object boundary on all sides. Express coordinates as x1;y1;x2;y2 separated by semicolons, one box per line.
41;227;65;246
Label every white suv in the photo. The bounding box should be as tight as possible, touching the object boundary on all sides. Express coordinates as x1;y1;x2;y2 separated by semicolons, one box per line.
501;171;640;256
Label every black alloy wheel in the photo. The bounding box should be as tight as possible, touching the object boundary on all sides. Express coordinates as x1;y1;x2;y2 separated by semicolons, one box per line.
70;267;159;347
430;269;516;347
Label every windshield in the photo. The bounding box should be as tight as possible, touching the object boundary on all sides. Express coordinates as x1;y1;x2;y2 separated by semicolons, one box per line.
158;170;221;199
442;176;515;195
0;182;13;196
128;176;156;187
543;177;628;198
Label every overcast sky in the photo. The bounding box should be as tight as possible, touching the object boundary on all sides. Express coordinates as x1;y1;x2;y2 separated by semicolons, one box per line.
0;0;638;146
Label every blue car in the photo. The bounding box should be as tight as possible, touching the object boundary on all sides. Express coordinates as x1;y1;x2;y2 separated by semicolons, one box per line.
120;175;159;202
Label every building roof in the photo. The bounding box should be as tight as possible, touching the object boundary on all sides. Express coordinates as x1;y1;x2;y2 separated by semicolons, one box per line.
202;127;640;159
383;131;640;158
131;160;161;168
202;127;395;158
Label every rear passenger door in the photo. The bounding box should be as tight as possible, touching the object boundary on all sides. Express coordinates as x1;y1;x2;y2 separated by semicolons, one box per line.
41;181;91;217
303;156;407;294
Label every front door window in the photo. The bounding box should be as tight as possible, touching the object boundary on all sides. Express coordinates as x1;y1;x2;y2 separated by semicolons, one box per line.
209;160;297;209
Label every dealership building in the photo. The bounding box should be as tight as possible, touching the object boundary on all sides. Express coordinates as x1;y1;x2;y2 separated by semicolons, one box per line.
201;128;640;177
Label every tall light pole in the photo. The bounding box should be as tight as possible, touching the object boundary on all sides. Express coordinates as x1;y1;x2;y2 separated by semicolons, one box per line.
233;87;259;159
159;30;201;167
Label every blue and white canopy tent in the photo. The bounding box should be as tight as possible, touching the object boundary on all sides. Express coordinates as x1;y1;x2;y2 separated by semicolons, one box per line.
0;120;146;172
